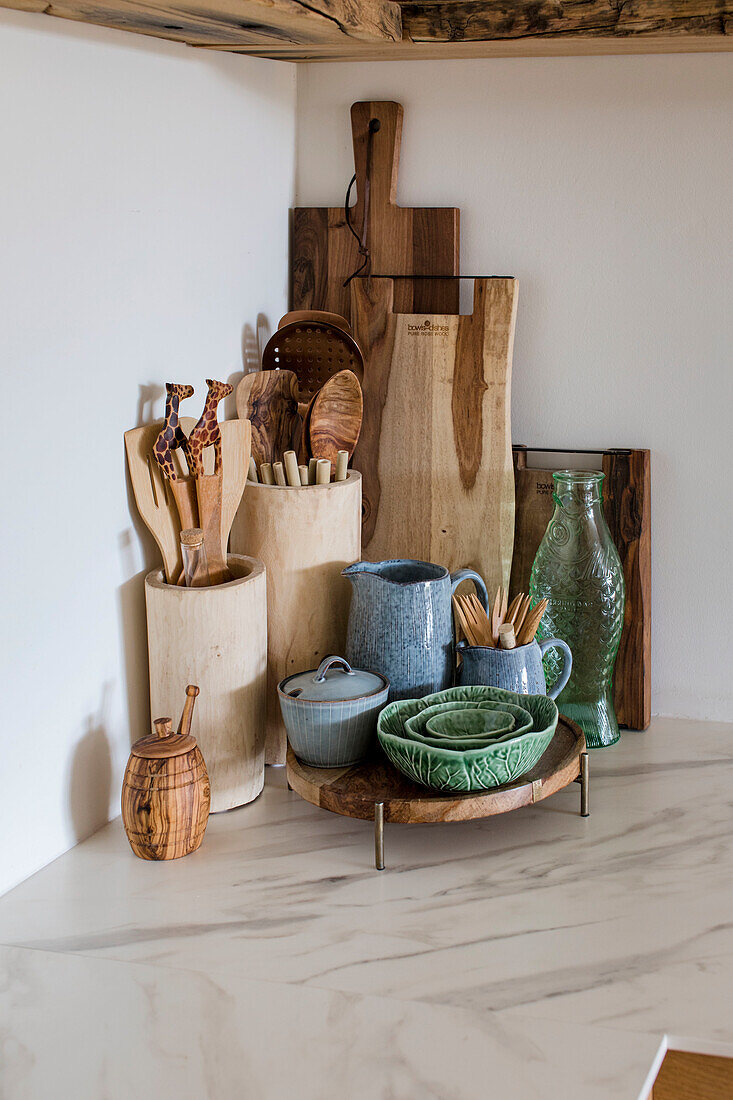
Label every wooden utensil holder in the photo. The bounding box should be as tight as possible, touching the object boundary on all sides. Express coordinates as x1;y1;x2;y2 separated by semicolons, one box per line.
230;472;362;765
145;554;267;811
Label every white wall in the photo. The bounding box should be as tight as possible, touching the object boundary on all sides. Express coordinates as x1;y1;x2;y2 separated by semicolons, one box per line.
0;10;295;895
296;56;733;723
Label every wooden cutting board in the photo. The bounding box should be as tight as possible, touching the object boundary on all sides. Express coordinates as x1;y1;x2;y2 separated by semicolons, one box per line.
292;101;460;319
350;276;517;598
510;447;651;730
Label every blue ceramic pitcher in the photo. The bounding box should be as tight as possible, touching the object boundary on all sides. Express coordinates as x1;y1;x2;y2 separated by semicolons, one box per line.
456;637;572;699
343;559;489;701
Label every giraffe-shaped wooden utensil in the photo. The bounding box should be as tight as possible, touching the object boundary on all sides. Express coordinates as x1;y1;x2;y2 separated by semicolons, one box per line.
153;383;194;479
187;379;232;478
153;383;199;545
188;379;234;585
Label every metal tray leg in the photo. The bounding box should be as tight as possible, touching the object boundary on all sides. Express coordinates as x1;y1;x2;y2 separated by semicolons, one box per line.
375;802;385;870
577;752;590;817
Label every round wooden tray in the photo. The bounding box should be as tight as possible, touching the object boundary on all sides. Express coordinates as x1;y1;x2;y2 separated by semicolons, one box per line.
286;716;588;868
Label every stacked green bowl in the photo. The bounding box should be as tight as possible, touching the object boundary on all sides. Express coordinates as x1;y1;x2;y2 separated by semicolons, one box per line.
377;685;558;792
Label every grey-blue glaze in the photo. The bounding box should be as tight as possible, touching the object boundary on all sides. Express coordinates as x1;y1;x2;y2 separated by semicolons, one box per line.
342;559;489;702
456;637;573;699
278;667;389;768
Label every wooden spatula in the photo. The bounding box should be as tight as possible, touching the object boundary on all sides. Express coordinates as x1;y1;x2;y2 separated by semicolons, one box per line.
125;422;182;583
126;414;250;585
153;382;198;534
308;369;363;476
188;380;233;585
236;369;299;467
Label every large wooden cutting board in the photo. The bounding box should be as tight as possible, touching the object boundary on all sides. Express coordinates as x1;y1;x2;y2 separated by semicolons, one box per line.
510;447;651;730
350;277;517;597
292;101;460;318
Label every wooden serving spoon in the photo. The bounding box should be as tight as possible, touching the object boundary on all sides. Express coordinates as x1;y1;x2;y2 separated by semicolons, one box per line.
308;369;363;476
236;370;299;467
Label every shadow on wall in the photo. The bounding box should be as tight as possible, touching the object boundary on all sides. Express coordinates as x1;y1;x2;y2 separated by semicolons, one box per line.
68;683;113;843
225;314;270;418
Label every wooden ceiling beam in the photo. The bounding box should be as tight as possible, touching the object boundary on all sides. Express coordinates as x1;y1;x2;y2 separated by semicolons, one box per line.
2;0;730;58
402;0;733;45
0;0;403;47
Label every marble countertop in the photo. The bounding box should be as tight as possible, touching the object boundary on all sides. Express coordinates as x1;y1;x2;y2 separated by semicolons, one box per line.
2;716;733;1099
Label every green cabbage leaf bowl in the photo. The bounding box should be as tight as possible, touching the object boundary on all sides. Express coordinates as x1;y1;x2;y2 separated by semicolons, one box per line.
377;685;558;792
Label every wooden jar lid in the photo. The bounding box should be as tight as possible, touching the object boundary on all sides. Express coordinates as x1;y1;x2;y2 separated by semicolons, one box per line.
131;717;198;759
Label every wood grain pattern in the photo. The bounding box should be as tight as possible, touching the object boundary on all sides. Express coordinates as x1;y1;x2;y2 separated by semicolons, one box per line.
145;554;267;811
287;715;584;823
230;474;361;765
602;449;651;731
235;370;299;467
292;102;460;321
402;1;733;44
308;369;363;474
351;276;517;600
195;472;231;585
197;36;733;62
0;0;402;51
510;447;651;730
651;1050;733;1100
122;741;210;861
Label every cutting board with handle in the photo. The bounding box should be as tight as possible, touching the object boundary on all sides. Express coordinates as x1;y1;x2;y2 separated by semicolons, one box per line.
292;101;460;319
510;446;651;730
125;418;251;583
350;276;517;599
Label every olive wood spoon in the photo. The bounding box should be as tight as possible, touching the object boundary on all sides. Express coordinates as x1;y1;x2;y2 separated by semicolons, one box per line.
308;369;363;476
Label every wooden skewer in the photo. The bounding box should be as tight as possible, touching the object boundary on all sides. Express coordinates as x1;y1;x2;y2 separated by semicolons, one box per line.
465;594;493;646
452;596;478;646
498;623;516;649
490;587;502;646
513;594;531;637
506;592;523;624
259;462;274;485
516;599;549;647
499;586;508;627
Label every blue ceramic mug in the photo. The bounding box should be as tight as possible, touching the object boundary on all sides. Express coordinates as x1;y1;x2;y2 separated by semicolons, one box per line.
456;637;572;699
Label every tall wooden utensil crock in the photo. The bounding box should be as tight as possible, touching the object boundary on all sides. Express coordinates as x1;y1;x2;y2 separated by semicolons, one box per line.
122;685;210;861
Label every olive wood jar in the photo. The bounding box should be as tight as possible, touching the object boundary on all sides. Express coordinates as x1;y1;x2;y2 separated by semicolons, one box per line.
122;688;210;861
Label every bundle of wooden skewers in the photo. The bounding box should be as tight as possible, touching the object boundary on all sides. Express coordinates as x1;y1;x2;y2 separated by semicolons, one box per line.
453;589;549;650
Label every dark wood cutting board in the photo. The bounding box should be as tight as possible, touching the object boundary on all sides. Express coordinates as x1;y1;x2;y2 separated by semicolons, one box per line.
510;447;651;731
292;101;460;319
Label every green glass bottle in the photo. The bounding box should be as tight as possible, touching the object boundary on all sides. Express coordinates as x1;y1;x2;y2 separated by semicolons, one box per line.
529;471;625;748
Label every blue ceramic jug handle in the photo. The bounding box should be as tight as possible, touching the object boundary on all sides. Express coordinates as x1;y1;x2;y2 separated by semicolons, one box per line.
313;656;355;683
449;569;489;610
538;639;573;699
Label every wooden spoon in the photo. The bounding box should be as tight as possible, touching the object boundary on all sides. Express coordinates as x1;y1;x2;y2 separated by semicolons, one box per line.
236;370;299;467
309;369;363;476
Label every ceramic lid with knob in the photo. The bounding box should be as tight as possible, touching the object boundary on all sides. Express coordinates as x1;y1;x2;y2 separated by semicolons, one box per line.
280;656;388;702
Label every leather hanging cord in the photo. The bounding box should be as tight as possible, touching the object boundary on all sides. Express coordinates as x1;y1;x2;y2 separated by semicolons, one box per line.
343;117;380;287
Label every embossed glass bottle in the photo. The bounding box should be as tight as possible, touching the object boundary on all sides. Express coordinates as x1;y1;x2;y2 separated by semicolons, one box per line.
529;471;625;748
